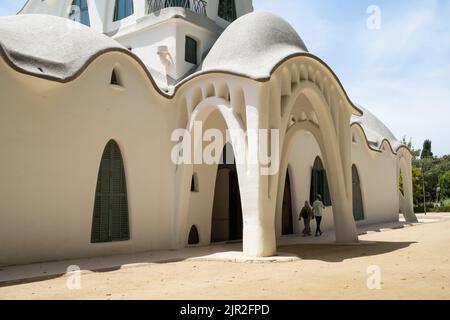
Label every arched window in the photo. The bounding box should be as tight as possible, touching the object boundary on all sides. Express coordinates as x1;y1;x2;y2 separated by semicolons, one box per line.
310;157;332;206
91;140;130;243
352;165;365;221
191;173;199;192
110;69;122;86
218;0;237;22
69;0;90;26
188;225;200;245
113;0;134;21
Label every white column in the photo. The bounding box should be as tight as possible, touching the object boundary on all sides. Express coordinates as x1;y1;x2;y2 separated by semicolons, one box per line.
330;108;358;243
237;87;277;257
402;156;418;223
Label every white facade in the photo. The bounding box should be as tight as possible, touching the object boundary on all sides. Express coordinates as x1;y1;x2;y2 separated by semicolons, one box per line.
0;1;416;266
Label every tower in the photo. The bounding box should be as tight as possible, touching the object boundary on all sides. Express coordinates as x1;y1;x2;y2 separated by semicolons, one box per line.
19;0;254;88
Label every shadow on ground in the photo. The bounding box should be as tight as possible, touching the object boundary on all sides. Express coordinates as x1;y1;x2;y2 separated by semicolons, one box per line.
0;240;417;287
278;241;417;263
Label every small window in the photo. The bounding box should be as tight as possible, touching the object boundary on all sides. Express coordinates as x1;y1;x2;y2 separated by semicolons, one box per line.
185;36;198;65
69;0;90;26
110;69;122;86
188;225;200;245
218;0;237;22
191;173;199;192
113;0;134;22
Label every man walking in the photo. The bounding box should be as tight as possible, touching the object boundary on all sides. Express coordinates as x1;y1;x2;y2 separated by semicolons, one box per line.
312;195;326;237
299;201;314;237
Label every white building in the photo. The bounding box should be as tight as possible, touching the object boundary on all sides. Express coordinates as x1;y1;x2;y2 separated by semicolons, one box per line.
0;0;417;266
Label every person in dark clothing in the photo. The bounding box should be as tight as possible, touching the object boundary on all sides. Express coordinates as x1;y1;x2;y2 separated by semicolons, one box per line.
299;201;314;237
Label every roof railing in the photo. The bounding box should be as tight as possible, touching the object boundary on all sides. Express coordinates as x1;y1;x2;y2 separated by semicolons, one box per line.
147;0;207;16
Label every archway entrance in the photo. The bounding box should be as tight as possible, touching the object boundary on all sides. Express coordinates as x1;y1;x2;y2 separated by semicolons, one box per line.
282;170;294;235
352;165;364;221
211;144;243;242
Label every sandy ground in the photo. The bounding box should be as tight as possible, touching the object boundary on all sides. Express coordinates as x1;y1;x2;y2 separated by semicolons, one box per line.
1;217;450;300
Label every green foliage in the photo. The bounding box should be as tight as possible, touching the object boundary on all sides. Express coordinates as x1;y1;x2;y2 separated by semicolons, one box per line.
404;138;450;206
421;139;434;159
411;166;423;205
439;171;450;200
398;171;404;196
402;137;421;159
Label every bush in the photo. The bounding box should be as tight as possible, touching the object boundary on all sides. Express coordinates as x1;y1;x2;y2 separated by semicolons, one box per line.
432;206;450;213
414;201;450;213
440;171;450;199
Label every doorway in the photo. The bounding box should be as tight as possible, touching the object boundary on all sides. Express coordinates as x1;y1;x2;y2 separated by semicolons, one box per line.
211;144;243;242
282;170;294;235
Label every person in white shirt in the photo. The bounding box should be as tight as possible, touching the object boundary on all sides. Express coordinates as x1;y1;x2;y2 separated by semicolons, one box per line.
312;195;325;237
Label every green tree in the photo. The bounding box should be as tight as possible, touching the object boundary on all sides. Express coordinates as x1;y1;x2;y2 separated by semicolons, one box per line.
412;166;423;205
401;138;449;208
402;137;421;159
440;171;450;200
421;139;434;159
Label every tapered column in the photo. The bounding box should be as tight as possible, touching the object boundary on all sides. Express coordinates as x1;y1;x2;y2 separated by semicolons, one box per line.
237;87;276;257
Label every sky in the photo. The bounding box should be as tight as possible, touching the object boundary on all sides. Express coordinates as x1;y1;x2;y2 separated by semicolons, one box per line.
1;0;449;156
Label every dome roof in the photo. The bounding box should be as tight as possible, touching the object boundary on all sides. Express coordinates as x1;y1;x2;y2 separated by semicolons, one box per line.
201;11;308;79
351;105;403;152
0;14;125;80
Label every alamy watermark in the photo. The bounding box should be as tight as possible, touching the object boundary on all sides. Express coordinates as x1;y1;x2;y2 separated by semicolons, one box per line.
66;265;82;290
366;265;382;290
171;122;280;176
367;5;382;30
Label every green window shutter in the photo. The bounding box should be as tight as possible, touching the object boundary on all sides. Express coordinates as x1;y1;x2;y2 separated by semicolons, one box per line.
310;168;317;204
310;157;332;206
91;140;130;243
352;165;364;221
323;170;332;206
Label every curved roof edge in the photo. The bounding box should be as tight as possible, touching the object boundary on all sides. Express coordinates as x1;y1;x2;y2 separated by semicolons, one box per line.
351;122;411;156
17;0;30;14
2;12;409;158
0;36;364;114
350;104;410;156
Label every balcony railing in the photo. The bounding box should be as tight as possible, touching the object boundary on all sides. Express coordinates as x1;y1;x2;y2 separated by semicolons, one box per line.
147;0;207;16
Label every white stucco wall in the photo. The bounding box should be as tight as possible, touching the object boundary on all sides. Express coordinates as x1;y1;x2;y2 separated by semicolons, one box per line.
351;126;400;226
0;53;179;266
185;111;230;245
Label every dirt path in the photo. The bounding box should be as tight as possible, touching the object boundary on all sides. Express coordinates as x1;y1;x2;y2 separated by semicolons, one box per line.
1;218;450;300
